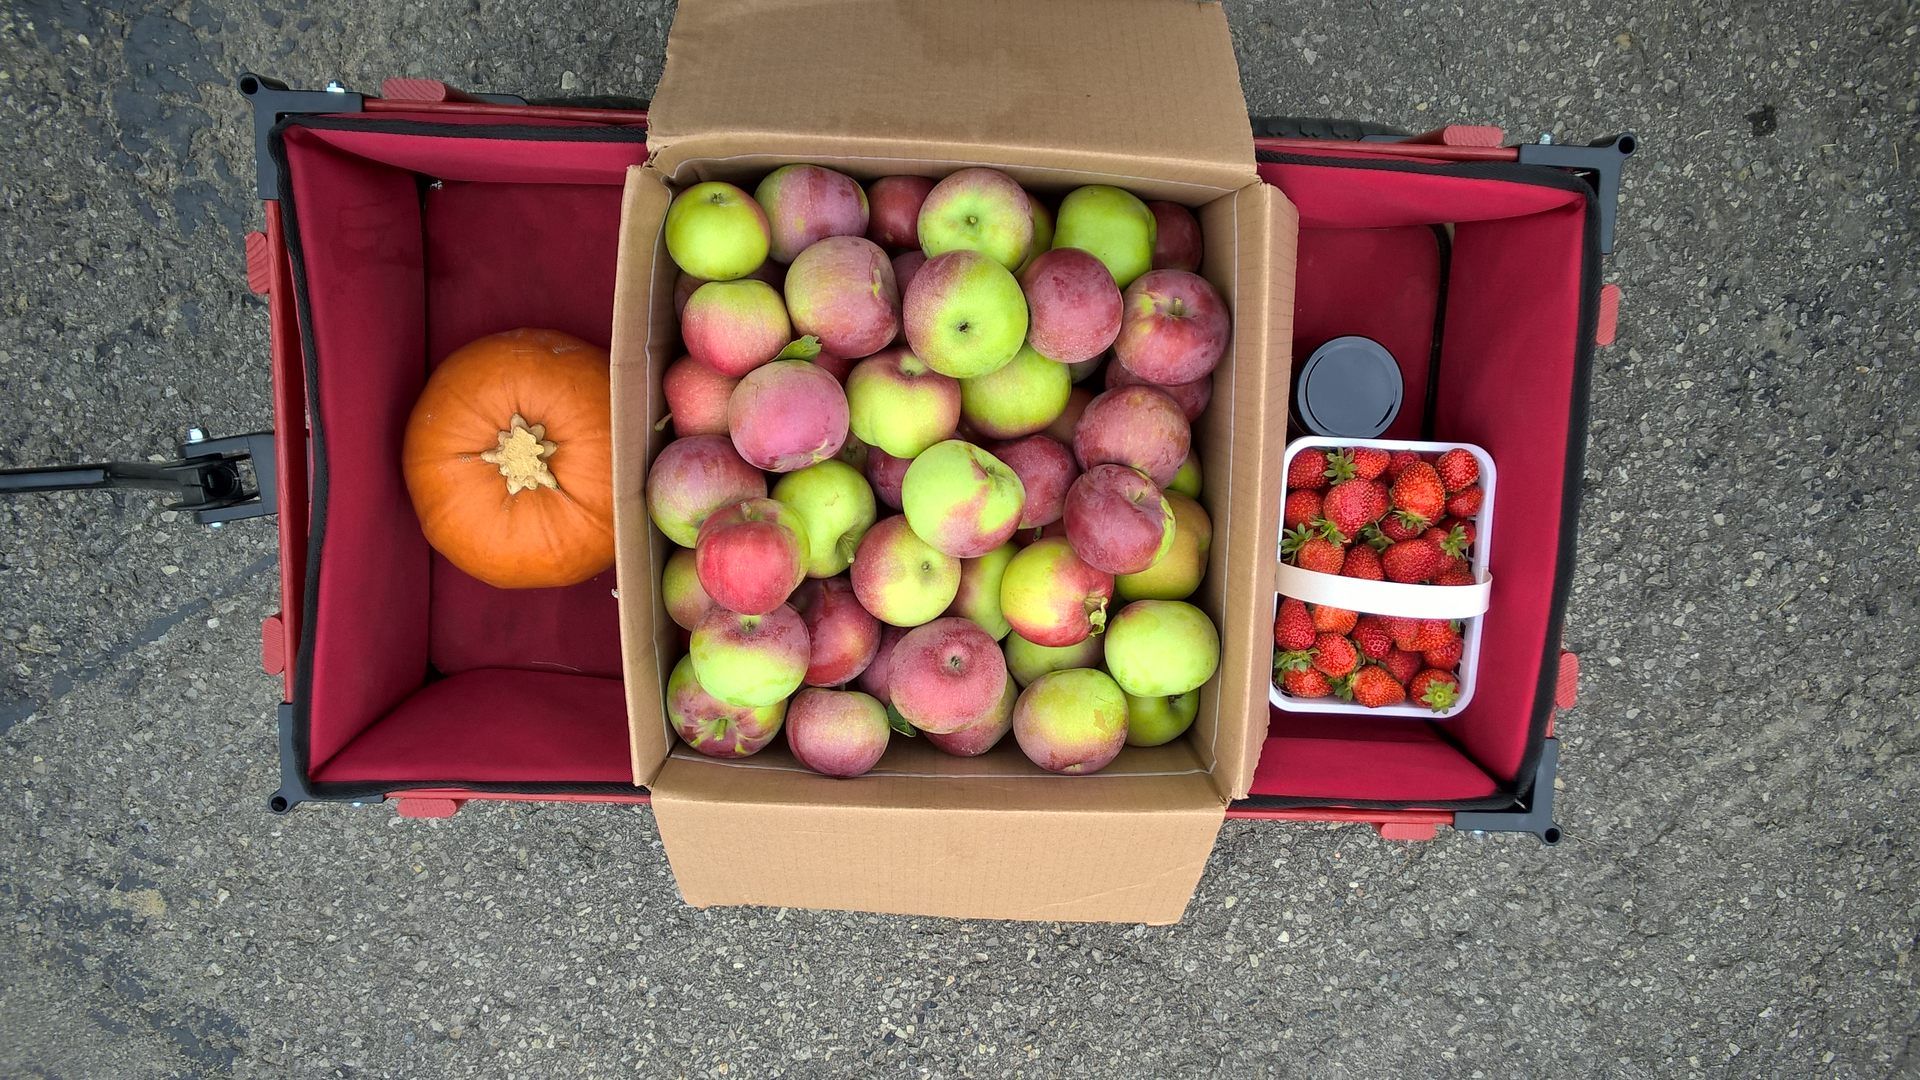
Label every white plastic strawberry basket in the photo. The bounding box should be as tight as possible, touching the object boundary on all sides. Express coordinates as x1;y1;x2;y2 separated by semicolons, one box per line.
1270;436;1497;718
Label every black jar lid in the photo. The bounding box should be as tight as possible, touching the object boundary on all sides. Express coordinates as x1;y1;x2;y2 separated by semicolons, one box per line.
1293;336;1404;438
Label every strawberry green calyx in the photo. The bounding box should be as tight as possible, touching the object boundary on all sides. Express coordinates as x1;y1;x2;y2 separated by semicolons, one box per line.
1324;448;1358;484
1274;649;1317;674
1315;517;1350;546
1281;524;1319;559
1360;523;1391;551
1438;524;1471;560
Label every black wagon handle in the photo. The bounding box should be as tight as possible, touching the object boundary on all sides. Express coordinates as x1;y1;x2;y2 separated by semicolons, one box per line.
0;430;278;526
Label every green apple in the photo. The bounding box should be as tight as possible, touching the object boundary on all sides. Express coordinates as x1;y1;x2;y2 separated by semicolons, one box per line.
917;167;1034;270
1012;668;1129;774
688;604;811;708
901;440;1026;558
901;250;1030;378
1053;185;1156;288
1168;450;1202;498
771;459;877;578
1124;689;1198;747
1003;630;1103;687
960;343;1071;439
1103;600;1219;697
1115;492;1211;601
947;542;1017;640
665;181;771;281
846;345;961;458
1017;196;1055;274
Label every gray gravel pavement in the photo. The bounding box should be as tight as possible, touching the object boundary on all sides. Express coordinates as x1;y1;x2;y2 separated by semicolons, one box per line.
3;1;1918;1076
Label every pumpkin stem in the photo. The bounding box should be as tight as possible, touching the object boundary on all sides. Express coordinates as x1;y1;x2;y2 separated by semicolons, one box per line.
480;413;560;495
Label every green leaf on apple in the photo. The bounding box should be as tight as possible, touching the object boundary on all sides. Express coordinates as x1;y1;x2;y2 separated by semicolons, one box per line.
774;335;823;362
886;705;917;737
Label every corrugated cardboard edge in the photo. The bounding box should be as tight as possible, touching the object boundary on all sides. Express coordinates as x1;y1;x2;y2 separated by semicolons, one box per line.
651;741;1224;925
610;166;675;786
646;0;1255;197
1198;182;1298;801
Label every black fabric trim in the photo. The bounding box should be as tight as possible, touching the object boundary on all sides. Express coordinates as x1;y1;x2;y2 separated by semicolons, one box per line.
1244;150;1602;814
1420;224;1453;440
281;113;649;143
272;115;648;801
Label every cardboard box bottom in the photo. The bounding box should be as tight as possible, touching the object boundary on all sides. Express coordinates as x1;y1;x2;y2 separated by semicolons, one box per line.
651;740;1225;924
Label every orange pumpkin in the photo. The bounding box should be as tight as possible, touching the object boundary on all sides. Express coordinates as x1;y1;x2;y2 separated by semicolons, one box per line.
403;328;615;589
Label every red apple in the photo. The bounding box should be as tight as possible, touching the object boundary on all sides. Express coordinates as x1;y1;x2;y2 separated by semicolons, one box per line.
693;497;809;615
1104;357;1212;421
666;654;786;757
866;175;936;251
1062;464;1174;575
1019;247;1123;363
727;359;849;473
891;250;927;297
1147;201;1204;272
646;434;768;548
1112;269;1230;386
925;676;1016;756
989;434;1078;529
756;164;869;264
857;623;909;706
662;355;739;437
792;577;881;687
1072;386;1191;488
785;235;900;359
888;616;1009;734
681;279;792;377
865;447;911;510
786;689;891;777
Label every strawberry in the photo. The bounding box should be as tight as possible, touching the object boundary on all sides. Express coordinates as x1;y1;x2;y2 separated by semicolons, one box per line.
1340;543;1385;581
1310;604;1358;635
1349;447;1390;480
1423;629;1465;670
1388;617;1453;652
1382;538;1446;583
1283;489;1324;529
1434;448;1479;492
1274;597;1317;651
1389;462;1447;527
1433;559;1475;587
1445;485;1484;519
1319;479;1387;540
1380;512;1426;542
1439;517;1477;547
1383;450;1422;480
1286;448;1332;491
1380;648;1423;686
1283;525;1345;574
1280;664;1333;699
1341;666;1407;708
1427;523;1472;560
1409;669;1460;711
1351;615;1394;659
1310;632;1359;678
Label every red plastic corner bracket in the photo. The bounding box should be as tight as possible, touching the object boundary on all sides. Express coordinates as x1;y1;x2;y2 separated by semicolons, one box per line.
1596;284;1621;346
259;614;285;676
1556;651;1579;710
396;798;465;819
1375;821;1441;842
245;231;271;296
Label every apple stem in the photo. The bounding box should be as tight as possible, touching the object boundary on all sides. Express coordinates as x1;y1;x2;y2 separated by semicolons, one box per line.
836;534;860;567
1085;596;1109;635
654;412;673;433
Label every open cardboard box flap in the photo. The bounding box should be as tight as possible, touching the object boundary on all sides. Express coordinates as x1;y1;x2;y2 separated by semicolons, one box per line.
612;0;1297;922
644;0;1256;199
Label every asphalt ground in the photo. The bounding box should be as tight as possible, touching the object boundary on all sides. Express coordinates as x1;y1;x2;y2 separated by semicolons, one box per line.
1;1;1917;1075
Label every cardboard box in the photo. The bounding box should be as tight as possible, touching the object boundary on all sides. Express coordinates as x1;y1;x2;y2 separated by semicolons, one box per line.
609;0;1298;923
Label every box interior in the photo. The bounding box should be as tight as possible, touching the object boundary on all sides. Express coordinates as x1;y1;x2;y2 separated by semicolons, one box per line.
276;118;647;787
1247;155;1593;806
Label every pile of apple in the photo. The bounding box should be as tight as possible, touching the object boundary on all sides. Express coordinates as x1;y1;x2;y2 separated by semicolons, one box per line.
645;163;1227;778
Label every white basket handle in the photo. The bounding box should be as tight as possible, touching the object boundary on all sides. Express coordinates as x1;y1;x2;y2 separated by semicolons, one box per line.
1275;559;1492;620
